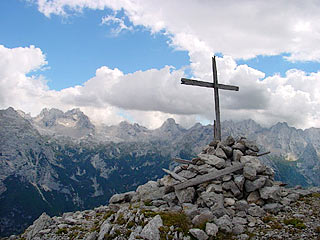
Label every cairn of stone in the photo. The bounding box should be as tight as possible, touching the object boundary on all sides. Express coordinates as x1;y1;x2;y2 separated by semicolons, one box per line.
107;136;289;236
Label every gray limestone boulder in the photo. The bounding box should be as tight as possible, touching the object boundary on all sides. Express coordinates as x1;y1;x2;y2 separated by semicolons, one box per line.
224;197;236;206
192;211;214;226
245;177;266;192
224;136;235;146
222;180;241;196
259;186;281;201
247;191;260;204
232;142;246;153
200;192;224;208
175;187;195;203
198;154;226;169
242;139;260;152
85;232;97;240
137;181;165;201
22;213;53;240
178;170;197;179
140;215;163;240
215;214;233;233
162;192;178;206
215;147;227;159
233;149;244;162
182;203;200;219
243;164;257;180
263;203;283;213
206;183;223;193
221;145;233;158
205;222;219;237
234;175;245;191
98;220;112;240
233;224;245;235
189;228;209;240
160;175;179;188
240;156;266;173
232;216;248;225
109;191;136;204
234;200;249;212
248;205;265;217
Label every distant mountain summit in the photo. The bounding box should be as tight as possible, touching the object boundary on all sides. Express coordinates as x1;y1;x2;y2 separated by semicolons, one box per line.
33;108;95;138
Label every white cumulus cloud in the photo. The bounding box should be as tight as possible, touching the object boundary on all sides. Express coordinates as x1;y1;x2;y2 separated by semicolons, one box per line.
34;0;320;62
2;44;320;129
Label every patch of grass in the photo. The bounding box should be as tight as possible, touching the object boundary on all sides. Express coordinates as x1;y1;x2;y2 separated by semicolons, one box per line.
104;233;115;240
56;228;68;234
90;221;100;232
311;192;320;198
214;231;234;240
245;231;256;239
144;199;153;206
71;226;85;231
283;218;306;229
141;209;158;218
126;220;135;229
262;215;276;223
103;210;115;220
270;221;283;229
194;221;207;231
96;212;103;217
114;229;122;235
68;231;78;239
115;213;126;225
125;229;132;237
159;212;191;235
159;226;172;240
140;210;191;235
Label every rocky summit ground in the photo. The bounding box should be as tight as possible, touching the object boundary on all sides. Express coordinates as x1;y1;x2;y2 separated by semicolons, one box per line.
4;187;320;240
2;136;320;240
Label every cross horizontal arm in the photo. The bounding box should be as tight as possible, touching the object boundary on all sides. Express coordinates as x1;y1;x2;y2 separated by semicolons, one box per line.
181;78;239;91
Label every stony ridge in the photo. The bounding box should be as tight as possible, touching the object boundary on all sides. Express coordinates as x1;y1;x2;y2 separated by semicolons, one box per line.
6;137;320;240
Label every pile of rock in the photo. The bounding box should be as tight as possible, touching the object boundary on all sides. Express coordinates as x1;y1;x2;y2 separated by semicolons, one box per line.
16;137;320;240
105;137;293;238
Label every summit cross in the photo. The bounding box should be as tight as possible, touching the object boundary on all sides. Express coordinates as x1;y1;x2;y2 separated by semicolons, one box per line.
181;56;239;141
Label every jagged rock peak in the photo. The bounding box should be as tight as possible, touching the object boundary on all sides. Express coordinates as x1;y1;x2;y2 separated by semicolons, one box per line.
159;118;184;131
35;108;92;126
190;122;203;129
2;107;20;116
119;121;133;127
1;107;33;125
38;108;64;117
31;107;95;138
272;121;290;129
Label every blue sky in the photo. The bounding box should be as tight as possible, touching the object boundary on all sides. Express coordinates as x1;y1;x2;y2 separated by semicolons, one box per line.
1;0;320;129
1;0;189;90
2;0;319;90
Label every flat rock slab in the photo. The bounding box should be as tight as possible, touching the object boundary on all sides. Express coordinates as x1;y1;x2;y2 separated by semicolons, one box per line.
174;163;244;190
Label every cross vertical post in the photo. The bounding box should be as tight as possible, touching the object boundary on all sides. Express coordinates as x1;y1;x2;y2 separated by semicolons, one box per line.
212;56;221;140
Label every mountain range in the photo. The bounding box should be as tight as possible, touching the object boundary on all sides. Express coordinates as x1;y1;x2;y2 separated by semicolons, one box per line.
1;107;320;237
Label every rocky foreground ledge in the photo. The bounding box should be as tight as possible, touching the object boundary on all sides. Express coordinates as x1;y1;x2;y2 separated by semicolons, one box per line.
4;137;320;240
